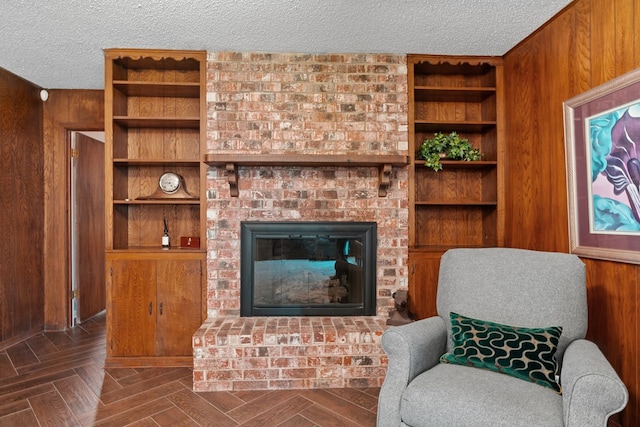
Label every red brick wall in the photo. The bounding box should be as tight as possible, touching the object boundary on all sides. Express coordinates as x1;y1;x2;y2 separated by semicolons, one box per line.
205;52;409;318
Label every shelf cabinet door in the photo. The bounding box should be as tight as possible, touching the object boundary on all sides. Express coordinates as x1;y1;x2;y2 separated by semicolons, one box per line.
156;259;202;356
107;259;157;357
107;257;203;358
408;251;441;320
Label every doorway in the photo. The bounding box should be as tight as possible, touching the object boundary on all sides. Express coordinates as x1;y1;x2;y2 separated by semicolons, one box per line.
70;131;105;325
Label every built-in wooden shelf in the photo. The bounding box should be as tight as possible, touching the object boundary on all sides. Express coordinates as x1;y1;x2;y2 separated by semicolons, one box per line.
204;153;409;197
104;49;207;366
413;159;497;168
106;247;206;255
113;116;200;129
414;120;497;133
113;158;200;166
414;86;496;102
113;81;201;97
113;199;200;205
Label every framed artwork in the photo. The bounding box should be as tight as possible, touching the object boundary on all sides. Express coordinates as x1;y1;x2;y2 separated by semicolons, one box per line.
564;68;640;264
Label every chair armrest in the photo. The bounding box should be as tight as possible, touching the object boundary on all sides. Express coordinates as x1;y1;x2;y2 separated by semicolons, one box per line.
561;339;628;426
377;316;447;427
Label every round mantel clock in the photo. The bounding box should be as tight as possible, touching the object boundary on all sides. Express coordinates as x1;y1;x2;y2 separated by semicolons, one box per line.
138;172;197;200
159;172;182;194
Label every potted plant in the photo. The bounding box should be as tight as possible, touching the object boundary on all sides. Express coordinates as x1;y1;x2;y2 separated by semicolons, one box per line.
418;131;483;171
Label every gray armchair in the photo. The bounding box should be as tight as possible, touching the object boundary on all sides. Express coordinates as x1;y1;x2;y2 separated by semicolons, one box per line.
378;248;628;427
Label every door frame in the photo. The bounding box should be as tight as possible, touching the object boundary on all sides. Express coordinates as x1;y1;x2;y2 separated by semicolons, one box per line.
42;89;103;331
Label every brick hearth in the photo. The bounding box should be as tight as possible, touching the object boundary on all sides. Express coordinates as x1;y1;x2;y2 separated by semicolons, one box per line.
193;316;387;391
195;51;408;391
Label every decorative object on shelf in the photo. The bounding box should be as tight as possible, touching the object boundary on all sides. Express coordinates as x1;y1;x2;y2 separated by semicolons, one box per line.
180;236;200;249
386;290;414;326
162;218;170;249
419;131;482;171
159;172;182;194
137;171;197;200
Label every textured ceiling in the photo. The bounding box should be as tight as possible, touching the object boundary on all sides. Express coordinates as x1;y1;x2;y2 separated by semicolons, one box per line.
1;0;572;90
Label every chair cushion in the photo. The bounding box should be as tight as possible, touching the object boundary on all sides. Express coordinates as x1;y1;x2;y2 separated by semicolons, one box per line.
440;312;562;393
401;364;563;427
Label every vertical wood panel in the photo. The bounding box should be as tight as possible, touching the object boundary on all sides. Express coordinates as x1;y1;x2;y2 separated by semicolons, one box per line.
636;0;640;67
504;0;603;264
572;0;593;94
503;39;537;249
536;20;574;251
504;0;639;424
591;0;617;85
0;68;44;347
584;258;638;426
614;0;636;75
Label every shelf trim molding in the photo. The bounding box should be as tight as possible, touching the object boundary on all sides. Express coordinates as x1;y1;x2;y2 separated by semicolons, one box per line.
204;153;409;197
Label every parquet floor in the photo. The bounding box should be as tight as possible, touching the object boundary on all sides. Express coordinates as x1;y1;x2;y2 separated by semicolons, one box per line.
0;312;380;426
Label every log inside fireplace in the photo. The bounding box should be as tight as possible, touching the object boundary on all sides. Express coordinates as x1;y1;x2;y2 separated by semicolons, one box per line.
240;221;377;316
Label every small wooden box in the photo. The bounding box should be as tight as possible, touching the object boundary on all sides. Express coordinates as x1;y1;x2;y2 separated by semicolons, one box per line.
180;236;200;249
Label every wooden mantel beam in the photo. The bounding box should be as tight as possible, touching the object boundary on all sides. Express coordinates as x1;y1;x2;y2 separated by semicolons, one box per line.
204;153;409;197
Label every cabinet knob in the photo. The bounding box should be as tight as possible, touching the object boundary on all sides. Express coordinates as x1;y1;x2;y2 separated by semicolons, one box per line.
159;302;163;315
148;302;153;315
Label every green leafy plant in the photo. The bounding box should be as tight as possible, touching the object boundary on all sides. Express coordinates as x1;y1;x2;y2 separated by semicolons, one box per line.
418;132;482;171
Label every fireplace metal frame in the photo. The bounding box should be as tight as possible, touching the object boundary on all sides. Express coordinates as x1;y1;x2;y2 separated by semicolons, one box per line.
240;221;377;317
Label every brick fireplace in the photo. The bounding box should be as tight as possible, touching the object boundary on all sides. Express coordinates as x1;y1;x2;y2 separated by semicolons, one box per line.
193;51;408;391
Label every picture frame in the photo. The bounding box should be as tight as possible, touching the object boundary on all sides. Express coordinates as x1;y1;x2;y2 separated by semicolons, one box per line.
564;67;640;264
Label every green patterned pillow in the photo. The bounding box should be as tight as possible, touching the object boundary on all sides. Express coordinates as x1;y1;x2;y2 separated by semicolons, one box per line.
440;312;563;393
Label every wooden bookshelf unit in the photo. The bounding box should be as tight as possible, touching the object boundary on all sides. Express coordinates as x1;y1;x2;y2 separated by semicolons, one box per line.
104;49;207;366
407;54;505;319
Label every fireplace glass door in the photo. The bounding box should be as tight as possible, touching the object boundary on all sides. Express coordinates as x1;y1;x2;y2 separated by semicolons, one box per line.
240;222;376;316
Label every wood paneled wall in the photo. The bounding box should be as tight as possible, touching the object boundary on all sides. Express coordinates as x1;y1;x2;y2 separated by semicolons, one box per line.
42;90;103;330
504;0;640;425
0;68;44;347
